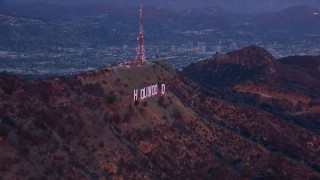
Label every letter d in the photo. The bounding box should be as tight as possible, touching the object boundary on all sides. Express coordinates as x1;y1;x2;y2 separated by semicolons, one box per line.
161;84;166;95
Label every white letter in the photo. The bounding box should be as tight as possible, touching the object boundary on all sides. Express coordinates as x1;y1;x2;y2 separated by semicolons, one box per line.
153;85;158;96
147;86;152;97
161;84;166;95
133;89;138;102
151;85;155;96
140;88;146;100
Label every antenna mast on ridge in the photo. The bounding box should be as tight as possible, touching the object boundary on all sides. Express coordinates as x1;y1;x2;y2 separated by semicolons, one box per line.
135;0;147;65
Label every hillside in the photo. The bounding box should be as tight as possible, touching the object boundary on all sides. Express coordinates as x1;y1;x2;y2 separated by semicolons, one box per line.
0;60;320;179
184;46;277;87
184;45;320;138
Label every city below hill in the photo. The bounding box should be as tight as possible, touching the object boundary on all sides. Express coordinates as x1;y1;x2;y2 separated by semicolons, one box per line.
0;46;320;179
1;4;319;77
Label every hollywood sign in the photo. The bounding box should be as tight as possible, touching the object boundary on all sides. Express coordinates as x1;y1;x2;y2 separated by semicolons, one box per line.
134;84;166;101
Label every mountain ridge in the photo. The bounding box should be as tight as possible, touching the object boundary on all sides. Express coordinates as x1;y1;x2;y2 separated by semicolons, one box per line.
256;5;320;33
3;0;320;13
184;46;320;134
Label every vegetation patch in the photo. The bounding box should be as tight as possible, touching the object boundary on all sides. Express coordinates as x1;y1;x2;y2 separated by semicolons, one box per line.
106;91;117;104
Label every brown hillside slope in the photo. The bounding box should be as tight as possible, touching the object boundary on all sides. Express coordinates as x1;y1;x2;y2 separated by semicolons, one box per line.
0;61;319;179
184;46;320;135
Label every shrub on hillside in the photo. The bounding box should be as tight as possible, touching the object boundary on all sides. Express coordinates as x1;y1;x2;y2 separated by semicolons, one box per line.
77;118;85;129
240;163;252;178
2;116;16;127
0;122;10;137
62;77;81;89
139;107;145;115
84;98;101;110
113;112;121;123
98;141;104;148
57;127;67;138
106;92;117;104
44;112;59;129
115;78;121;86
143;101;148;107
18;140;29;156
83;83;104;96
104;112;121;124
123;113;132;123
157;96;167;108
172;107;183;120
1;85;14;95
0;117;16;137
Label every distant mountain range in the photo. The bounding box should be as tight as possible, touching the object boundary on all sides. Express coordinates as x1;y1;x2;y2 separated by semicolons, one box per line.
1;3;319;34
3;0;320;13
257;5;320;32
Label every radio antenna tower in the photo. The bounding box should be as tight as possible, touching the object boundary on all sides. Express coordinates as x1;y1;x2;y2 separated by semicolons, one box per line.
135;0;147;65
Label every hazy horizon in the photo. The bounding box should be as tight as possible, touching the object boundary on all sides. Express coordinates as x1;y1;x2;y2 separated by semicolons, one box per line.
2;0;320;13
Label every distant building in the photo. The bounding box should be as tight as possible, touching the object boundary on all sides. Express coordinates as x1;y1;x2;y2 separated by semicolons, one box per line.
309;49;320;56
171;45;176;52
230;42;238;51
214;45;222;54
197;42;206;54
186;40;194;49
239;42;250;48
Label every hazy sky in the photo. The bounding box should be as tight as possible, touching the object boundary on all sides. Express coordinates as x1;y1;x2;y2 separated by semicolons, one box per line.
2;0;320;13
